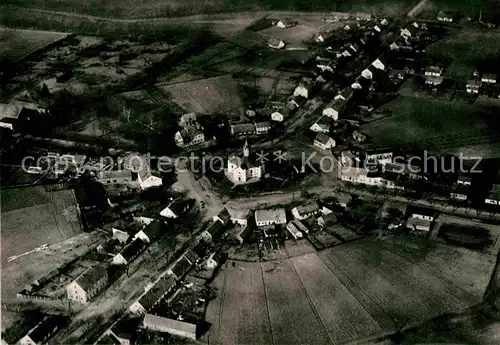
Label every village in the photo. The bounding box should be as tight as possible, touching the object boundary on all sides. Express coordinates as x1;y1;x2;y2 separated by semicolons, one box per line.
2;2;500;345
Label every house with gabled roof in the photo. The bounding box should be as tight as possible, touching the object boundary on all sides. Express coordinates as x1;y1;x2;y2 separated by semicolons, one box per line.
133;219;167;243
18;316;66;345
200;220;226;243
66;264;108;304
323;99;345;120
310;117;330;133
334;87;354;102
142;314;197;341
481;73;497;84
268;38;285;50
160;198;194;219
129;275;176;315
292;202;320;220
275;18;297;28
112;238;147;265
231;123;255;136
213;207;231;225
313;133;336;150
450;183;470;201
255;208;286;227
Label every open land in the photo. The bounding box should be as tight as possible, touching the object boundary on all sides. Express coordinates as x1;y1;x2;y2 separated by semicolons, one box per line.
1;186;84;265
0;27;69;59
362;96;500;154
3;1;418;19
205;237;496;345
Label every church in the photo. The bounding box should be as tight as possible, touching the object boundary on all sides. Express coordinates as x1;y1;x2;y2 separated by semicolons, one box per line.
226;141;263;184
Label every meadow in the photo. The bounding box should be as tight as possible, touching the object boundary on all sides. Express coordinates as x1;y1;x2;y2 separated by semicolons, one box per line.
204;236;496;345
362;96;500;153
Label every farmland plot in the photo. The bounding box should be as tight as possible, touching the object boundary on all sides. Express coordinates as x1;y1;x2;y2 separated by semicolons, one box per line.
291;253;381;344
216;262;273;345
201;267;225;344
261;260;331;345
379;236;496;300
320;241;477;326
0;27;68;60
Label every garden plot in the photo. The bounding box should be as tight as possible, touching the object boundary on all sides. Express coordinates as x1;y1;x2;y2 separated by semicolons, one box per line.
261;260;331;345
0;27;69;60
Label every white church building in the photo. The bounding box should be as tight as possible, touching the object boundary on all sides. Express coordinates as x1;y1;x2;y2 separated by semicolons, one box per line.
225;141;263;184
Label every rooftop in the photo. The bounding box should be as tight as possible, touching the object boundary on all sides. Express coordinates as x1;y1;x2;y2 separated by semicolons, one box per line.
24;316;66;344
119;238;147;261
231;123;255;133
314;133;333;145
255;208;286;224
295;202;320;215
143;314;196;335
138;275;176;311
141;219;166;241
75;264;108;291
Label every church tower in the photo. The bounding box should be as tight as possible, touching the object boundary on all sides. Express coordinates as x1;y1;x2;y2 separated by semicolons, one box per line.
243;140;250;158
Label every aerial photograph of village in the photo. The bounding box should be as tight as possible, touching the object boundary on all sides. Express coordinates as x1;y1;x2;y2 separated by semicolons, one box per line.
1;0;500;344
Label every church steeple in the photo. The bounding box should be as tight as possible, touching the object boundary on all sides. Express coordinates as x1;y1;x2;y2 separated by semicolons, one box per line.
243;140;250;158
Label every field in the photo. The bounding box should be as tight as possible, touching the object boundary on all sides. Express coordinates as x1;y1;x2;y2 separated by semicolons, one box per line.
363;96;500;154
426;28;500;80
204;236;496;345
0;27;69;59
5;0;418;19
156;75;244;114
1;186;84;265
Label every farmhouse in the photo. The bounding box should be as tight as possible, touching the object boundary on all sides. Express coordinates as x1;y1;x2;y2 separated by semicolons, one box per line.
292;202;320;220
227;208;252;226
226;141;263;184
200;220;226;243
112;238;147;265
334;87;354;102
97;169;135;187
371;56;387;71
485;184;500;205
133;220;166;243
317;60;336;73
352;130;367;143
112;228;130;243
450;183;469;201
466;79;482;93
275;18;297;28
255;208;286;227
160;198;194;219
481;73;497;84
293;84;309;99
365;150;393;166
271;110;285;122
268;38;285;50
437;10;454;22
425;66;443;77
313;133;336;150
349;42;360;53
340;166;388;187
400;26;417;39
286;221;303;239
18;316;66;345
66;264;108;304
406;217;432;232
384;162;423;180
213;207;231;225
121;154;162;190
457;175;472;185
129;275;176;315
315;32;331;43
0;101;44;131
143;314;197;340
407;206;437;222
425;75;444;86
310;118;330;133
179;112;197;127
174;127;205;147
323;99;345;120
340;150;361;166
255;121;271;135
389;69;407;82
231;123;255;136
361;65;378;80
390;36;413;52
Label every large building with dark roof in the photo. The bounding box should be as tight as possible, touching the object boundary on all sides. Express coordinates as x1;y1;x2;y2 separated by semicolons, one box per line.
112;238;148;265
18;315;67;345
129;275;177;315
66;265;108;304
